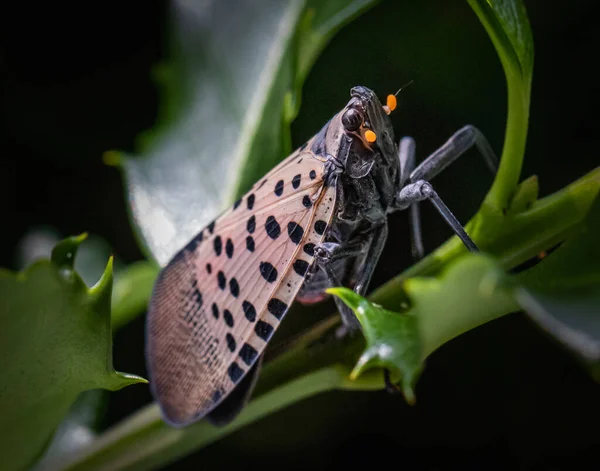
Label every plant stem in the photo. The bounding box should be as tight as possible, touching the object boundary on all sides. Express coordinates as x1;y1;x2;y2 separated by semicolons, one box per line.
468;0;533;210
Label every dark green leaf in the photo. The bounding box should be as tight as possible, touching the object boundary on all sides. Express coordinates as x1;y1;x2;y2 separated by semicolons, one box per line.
330;255;519;403
0;235;146;471
516;195;600;371
327;287;422;404
117;0;377;265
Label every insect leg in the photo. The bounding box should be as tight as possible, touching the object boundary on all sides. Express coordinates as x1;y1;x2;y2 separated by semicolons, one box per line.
398;136;424;261
352;222;388;295
409;125;497;183
314;241;368;264
313;243;363;331
395;180;478;252
314;222;388;331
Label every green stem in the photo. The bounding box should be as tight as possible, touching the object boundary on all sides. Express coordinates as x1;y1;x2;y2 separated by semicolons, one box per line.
49;169;599;471
57;368;347;471
468;0;532;210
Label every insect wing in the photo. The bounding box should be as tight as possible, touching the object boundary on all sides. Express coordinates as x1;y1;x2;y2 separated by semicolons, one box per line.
146;151;337;426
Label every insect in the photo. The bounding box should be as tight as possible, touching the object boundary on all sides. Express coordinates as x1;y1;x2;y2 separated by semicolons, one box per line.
146;85;497;427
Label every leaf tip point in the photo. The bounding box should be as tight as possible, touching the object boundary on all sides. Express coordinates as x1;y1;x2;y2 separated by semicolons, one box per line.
102;151;122;167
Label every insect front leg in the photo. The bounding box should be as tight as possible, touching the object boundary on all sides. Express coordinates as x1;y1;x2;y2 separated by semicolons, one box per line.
313;222;388;332
312;241;366;331
350;222;388;295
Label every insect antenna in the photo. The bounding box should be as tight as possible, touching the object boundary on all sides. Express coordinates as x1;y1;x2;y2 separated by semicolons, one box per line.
394;79;414;96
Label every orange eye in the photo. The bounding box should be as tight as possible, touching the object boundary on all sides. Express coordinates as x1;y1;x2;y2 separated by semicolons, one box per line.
365;130;377;143
386;94;397;112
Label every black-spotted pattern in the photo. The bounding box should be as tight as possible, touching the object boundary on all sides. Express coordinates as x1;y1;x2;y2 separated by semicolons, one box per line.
147;147;337;426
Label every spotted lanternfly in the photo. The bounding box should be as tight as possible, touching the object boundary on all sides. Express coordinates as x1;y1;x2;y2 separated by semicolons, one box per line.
147;85;497;427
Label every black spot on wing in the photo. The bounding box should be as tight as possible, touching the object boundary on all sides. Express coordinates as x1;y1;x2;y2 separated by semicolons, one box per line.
247;194;255;210
314;220;327;235
239;343;258;366
309;170;317;180
233;198;242;210
246;235;255;252
212;303;219;319
227;362;244;383
287;222;304;245
207;221;216;234
259;262;278;283
265;216;281;239
212;389;223;403
206;263;212;274
186;233;201;252
247;215;256;233
224;309;234;327
229;278;240;297
302;195;312;208
217;271;226;290
303;243;315;256
214;236;222;256
243;300;256;322
293;259;309;277
255;320;274;342
226;333;236;352
267;298;287;320
274;180;284;197
292;174;301;189
226;238;234;258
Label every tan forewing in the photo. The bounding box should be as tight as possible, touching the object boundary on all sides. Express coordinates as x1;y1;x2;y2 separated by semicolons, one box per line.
147;149;337;426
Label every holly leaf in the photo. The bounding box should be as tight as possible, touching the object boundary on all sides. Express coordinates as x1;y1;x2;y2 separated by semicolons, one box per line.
327;287;422;404
115;0;378;265
0;235;146;471
329;255;519;403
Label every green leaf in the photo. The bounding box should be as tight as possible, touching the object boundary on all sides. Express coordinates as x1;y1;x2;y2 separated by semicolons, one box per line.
329;255;519;403
516;195;600;373
116;0;378;265
0;235;146;471
33;389;108;470
327;287;422;404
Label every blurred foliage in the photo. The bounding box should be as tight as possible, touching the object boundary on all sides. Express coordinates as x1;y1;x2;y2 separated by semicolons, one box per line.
118;0;378;266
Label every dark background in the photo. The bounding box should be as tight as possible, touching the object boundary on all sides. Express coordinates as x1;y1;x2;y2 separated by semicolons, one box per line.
1;1;599;469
